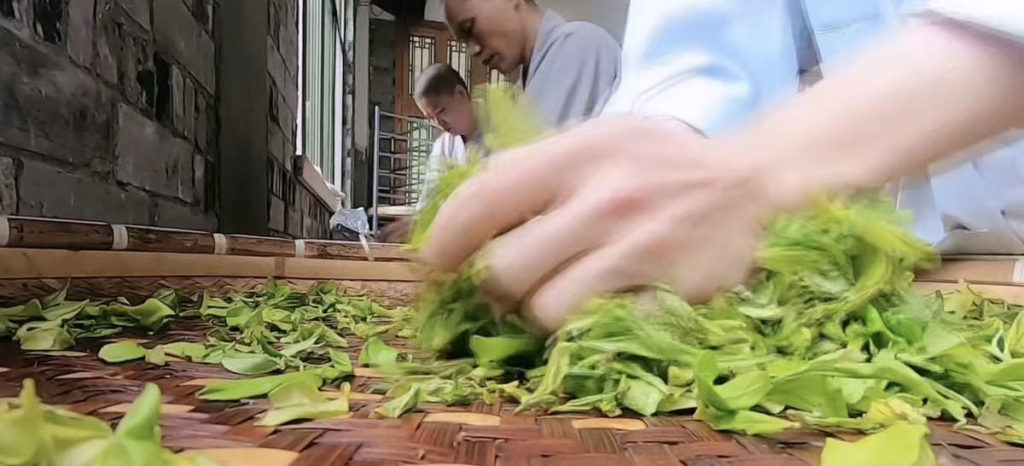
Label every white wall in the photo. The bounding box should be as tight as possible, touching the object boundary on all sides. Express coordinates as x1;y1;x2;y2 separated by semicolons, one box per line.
425;0;446;23
536;0;629;44
423;0;629;44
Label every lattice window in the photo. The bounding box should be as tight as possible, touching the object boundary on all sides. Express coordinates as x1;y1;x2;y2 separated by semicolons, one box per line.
408;35;436;95
447;39;472;87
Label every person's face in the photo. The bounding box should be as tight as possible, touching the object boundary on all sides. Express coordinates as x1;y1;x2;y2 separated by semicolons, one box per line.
417;88;477;137
445;0;529;74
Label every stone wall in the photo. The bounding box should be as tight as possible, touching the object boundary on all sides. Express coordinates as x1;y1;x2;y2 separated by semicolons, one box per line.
265;0;330;239
0;0;217;231
369;18;395;133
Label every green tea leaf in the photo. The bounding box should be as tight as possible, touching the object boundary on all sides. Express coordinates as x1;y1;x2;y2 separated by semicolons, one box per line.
256;398;350;427
0;299;42;321
98;341;147;363
328;349;354;377
197;372;323;401
373;385;421;419
358;337;400;367
617;377;665;416
40;300;87;321
109;299;175;329
41;283;70;308
16;321;74;350
281;332;321;357
267;378;326;407
821;423;935;466
220;351;283;375
145;345;167;366
114;384;163;443
0;379;46;464
518;343;574;412
199;294;234;317
160;342;208;362
255;380;350;427
470;335;541;365
657;387;697;413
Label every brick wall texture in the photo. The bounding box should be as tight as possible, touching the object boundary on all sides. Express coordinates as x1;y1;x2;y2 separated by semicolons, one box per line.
0;0;218;231
266;0;331;239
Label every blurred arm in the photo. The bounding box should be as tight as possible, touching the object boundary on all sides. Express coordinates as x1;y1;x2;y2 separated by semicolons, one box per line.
743;20;1024;211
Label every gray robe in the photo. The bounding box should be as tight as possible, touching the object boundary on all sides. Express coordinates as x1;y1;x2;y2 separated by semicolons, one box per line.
522;11;621;127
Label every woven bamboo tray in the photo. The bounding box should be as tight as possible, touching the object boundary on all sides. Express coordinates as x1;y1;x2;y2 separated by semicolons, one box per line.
2;236;1024;465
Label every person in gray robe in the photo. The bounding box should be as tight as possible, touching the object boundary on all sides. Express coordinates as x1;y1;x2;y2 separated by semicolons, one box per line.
443;0;621;127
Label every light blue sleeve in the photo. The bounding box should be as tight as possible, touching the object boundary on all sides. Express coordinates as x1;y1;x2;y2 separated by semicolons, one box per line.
602;0;803;137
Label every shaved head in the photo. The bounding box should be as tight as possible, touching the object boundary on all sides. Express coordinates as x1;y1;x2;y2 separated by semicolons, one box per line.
443;0;542;74
414;64;478;137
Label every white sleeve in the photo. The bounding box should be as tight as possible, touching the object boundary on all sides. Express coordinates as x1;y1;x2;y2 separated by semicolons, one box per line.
927;0;1024;42
602;0;804;137
416;137;448;211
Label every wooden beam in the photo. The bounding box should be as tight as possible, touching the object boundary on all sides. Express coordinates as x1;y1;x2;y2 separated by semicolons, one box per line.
0;249;420;281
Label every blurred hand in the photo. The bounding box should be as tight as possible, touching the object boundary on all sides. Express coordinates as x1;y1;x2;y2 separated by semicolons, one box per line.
421;117;777;332
379;217;414;244
419;22;1024;333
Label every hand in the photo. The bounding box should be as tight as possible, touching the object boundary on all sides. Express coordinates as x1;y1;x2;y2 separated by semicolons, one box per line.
421;117;780;332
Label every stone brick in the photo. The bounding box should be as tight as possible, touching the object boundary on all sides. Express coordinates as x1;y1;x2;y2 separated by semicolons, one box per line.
194;90;208;151
94;0;120;84
171;66;184;130
267;121;285;165
282;76;299;120
17;158;150;224
267;0;281;44
67;0;95;67
152;198;215;231
267;38;287;92
174;73;195;140
369;19;397;113
286;206;301;237
192;152;205;207
183;75;194;138
117;27;155;110
279;16;298;78
153;0;214;92
116;104;194;201
278;93;294;143
0;26;112;165
268;194;284;232
0;156;15;214
117;0;149;30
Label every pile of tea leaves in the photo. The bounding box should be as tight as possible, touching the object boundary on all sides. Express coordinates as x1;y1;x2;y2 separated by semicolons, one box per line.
398;85;1024;445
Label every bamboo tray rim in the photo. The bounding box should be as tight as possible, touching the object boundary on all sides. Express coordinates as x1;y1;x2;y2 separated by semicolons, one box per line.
0;248;422;282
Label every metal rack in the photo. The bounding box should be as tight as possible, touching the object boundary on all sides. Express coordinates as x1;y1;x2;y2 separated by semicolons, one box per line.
371;105;437;232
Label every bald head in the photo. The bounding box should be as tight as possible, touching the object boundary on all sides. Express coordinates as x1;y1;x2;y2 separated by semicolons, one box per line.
414;63;469;101
444;0;542;74
414;64;477;137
